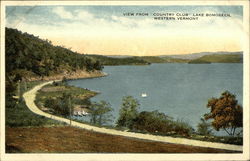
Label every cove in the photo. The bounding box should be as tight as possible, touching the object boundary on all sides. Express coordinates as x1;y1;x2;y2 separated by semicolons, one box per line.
67;63;243;135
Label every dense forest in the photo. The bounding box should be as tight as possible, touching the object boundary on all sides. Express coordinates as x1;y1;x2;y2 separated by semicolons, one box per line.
6;28;103;78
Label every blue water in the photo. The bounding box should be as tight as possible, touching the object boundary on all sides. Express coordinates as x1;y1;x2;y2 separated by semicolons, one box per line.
68;63;243;135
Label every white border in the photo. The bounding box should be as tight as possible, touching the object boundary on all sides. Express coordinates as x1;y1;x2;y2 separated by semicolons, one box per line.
0;1;249;161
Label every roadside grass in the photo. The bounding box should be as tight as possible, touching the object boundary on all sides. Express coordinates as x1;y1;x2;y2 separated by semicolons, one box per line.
188;134;243;145
6;81;64;127
5;101;65;127
124;129;243;145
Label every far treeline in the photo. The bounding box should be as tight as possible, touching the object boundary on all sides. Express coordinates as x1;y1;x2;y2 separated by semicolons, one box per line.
139;53;243;64
88;52;243;64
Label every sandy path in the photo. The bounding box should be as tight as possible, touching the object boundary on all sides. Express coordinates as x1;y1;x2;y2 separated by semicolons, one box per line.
23;81;243;152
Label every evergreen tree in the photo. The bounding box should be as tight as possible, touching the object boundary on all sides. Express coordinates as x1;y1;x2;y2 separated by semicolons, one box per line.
116;96;140;128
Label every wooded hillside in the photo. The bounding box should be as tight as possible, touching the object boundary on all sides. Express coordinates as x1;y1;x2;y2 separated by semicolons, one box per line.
6;28;103;79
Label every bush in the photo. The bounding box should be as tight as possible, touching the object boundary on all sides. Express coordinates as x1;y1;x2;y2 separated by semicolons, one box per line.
133;111;173;133
44;93;72;116
52;81;59;86
172;119;194;136
197;118;213;136
132;110;194;136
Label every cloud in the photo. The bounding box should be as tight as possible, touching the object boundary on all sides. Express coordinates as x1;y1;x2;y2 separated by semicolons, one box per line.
74;10;94;21
6;13;27;28
6;6;244;55
52;7;73;19
52;7;94;22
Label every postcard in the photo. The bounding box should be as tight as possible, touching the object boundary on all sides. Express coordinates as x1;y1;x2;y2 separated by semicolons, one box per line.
0;1;249;161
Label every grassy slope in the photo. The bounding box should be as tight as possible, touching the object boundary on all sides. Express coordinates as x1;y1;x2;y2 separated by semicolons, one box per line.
34;83;96;118
190;54;242;63
5;101;64;127
35;83;96;107
6;126;237;153
6;81;63;127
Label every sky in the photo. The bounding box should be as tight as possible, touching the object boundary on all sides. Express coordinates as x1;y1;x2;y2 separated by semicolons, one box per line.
6;5;243;56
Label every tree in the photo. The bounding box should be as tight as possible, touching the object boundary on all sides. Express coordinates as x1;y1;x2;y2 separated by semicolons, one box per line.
197;118;213;136
93;60;103;71
62;76;67;86
204;91;243;136
133;110;173;133
44;92;73;117
89;100;113;125
116;96;140;128
59;92;73;117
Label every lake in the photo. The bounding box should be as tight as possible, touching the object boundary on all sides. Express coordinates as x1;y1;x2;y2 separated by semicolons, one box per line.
68;63;243;135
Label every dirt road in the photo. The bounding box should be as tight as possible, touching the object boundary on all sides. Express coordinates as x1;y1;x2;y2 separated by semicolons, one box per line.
23;81;243;152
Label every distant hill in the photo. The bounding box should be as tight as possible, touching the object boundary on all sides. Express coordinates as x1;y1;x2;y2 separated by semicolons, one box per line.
82;51;243;64
105;55;133;58
161;57;189;63
99;53;243;64
163;51;243;60
189;54;243;63
137;56;189;63
138;56;167;63
86;54;149;66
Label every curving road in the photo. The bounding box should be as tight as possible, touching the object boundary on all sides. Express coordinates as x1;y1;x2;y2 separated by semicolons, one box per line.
23;81;243;152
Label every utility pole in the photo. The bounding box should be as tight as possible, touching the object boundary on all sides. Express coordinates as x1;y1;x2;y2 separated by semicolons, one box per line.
69;96;72;126
17;80;21;103
23;78;27;91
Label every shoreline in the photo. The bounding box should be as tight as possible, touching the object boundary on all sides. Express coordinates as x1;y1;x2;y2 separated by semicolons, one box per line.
34;70;106;117
25;70;107;82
